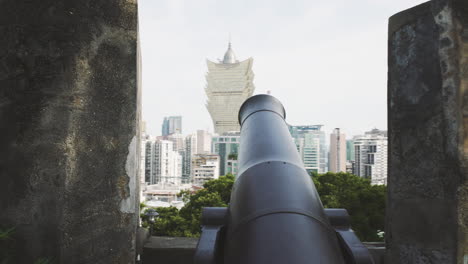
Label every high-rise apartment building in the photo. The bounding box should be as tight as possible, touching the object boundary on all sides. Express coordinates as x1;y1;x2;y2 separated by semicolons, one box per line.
346;140;355;161
166;133;185;152
211;132;240;176
191;154;220;185
141;134;150;182
182;133;197;183
353;129;388;185
145;139;182;185
345;139;356;174
205;43;255;134
196;130;212;154
161;116;182;136
289;125;327;173
329;128;346;173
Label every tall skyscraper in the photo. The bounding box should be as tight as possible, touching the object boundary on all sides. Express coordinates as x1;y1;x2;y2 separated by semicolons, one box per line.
329;128;346;173
353;129;388;185
289;125;328;174
205;43;255;134
161;116;182;136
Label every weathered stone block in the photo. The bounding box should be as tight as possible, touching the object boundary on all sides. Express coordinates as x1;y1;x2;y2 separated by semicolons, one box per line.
0;1;140;263
387;0;468;263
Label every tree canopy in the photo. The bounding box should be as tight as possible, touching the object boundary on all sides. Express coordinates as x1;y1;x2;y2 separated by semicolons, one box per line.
142;172;385;241
312;172;386;241
142;174;234;237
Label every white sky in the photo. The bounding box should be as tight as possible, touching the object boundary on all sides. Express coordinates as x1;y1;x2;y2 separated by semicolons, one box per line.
138;0;426;138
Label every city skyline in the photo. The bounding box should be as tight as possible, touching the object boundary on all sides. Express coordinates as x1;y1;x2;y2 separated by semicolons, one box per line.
139;0;426;137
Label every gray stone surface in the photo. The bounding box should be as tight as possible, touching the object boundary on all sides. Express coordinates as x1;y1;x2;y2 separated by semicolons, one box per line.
0;1;140;263
142;237;199;264
141;237;385;264
387;0;468;263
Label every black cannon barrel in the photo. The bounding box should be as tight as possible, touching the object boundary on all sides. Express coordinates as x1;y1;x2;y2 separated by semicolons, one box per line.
224;94;345;264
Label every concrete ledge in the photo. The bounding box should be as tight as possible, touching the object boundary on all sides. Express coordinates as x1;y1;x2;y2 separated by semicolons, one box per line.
142;236;199;264
142;236;385;264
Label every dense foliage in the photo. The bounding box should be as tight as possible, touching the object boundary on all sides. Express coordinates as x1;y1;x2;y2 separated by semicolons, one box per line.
142;174;234;237
143;172;386;241
312;172;386;241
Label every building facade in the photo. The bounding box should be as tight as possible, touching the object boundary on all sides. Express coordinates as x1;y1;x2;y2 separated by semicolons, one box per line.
166;133;185;152
145;139;182;185
346;139;355;161
329;128;346;173
289;125;327;173
205;43;255;135
212;132;240;176
182;133;197;183
353;129;388;185
161;116;182;136
196;130;212;154
192;154;220;185
226;159;239;176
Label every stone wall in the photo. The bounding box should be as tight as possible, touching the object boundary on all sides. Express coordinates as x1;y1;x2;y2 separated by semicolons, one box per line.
0;1;140;263
387;0;468;263
141;237;385;264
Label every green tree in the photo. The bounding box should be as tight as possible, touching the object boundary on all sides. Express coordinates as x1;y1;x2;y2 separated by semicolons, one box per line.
144;172;385;242
144;174;235;237
312;172;386;242
147;207;194;237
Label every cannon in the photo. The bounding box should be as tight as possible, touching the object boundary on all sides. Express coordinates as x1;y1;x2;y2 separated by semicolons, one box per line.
194;94;374;264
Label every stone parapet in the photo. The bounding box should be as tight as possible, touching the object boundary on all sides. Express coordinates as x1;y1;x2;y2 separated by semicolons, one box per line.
387;0;468;263
142;236;385;264
0;1;140;263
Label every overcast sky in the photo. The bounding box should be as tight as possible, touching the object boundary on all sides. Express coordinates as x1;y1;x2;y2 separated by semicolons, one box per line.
138;0;426;138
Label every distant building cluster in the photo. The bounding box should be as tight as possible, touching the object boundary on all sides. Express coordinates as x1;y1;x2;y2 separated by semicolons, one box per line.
140;42;388;207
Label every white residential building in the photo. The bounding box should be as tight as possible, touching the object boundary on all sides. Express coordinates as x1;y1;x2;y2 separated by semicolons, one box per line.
329;128;346;173
205;42;255;135
166;133;185;152
145;139;182;185
353;129;388;185
182;133;197;183
192;154;220;185
196;130;212;154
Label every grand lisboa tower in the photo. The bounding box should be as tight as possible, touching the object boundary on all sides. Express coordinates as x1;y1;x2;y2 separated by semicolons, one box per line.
205;42;255;135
